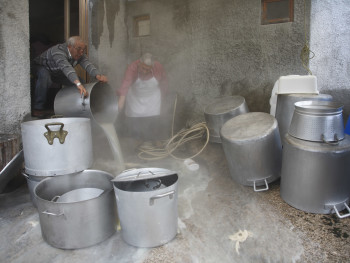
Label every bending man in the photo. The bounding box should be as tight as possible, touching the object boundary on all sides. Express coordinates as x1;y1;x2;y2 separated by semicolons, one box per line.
32;36;108;117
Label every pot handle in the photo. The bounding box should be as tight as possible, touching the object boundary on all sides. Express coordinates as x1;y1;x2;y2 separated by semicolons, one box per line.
149;190;175;206
81;94;87;111
321;134;339;146
22;172;29;179
247;177;270;192
333;203;350;219
253;179;269;192
41;210;65;217
44;122;68;145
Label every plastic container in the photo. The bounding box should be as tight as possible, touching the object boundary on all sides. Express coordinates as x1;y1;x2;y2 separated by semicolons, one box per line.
277;75;318;94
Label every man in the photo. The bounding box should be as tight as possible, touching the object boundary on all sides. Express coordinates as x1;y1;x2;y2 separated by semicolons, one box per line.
32;36;108;117
117;53;168;141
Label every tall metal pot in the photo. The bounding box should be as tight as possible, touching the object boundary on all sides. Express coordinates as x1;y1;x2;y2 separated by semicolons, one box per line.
220;112;282;191
34;170;117;249
280;134;350;218
21;117;93;176
112;168;178;248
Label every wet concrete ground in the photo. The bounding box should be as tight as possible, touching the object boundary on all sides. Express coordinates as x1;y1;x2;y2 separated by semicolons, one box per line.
0;137;349;263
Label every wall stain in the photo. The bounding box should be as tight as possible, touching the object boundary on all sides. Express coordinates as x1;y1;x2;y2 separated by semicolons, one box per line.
172;0;190;30
91;0;105;49
7;12;15;19
105;0;119;47
91;0;119;49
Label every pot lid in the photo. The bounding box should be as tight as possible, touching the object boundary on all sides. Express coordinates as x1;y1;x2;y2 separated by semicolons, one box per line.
112;167;177;183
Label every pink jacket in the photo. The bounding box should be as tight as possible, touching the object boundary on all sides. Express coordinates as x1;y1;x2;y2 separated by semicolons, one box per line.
118;59;168;97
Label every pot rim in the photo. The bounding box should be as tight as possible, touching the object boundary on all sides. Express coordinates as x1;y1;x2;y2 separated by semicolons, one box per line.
294;101;343;115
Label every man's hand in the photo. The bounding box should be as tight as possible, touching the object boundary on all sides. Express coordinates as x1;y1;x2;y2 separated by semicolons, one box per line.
77;84;89;97
96;74;108;83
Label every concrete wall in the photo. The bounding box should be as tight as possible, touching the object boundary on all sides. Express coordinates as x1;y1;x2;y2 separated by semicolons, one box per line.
0;0;31;134
124;0;309;127
309;0;350;122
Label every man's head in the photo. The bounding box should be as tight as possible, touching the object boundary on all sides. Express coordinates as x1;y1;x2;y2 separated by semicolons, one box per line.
138;53;153;76
67;36;86;60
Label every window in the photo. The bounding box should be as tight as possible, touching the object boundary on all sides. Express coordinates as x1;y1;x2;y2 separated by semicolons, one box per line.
134;15;150;37
261;0;294;25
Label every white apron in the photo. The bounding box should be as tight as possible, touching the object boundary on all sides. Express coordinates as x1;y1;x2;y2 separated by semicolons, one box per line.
125;75;161;117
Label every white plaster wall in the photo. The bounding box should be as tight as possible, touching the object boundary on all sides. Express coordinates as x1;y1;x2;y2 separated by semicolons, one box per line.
0;0;31;134
309;0;350;120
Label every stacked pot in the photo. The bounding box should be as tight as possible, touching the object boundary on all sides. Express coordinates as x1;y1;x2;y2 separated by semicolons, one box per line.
280;101;350;218
21;117;118;249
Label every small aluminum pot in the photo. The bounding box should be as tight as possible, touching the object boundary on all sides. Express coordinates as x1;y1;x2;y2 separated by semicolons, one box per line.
34;170;117;249
112;168;178;248
275;93;332;143
204;96;249;143
21;117;93;176
288;101;345;143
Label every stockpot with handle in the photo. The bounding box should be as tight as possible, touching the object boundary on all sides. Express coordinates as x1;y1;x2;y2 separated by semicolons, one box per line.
112;167;178;248
21;117;93;176
34;169;117;249
280;134;350;218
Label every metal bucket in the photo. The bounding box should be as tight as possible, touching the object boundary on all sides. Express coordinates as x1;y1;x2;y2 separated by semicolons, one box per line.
34;170;117;249
288;101;345;143
112;168;178;248
204;96;249;143
54;82;118;125
220;112;282;191
21;117;93;176
280;134;350;218
275;93;332;143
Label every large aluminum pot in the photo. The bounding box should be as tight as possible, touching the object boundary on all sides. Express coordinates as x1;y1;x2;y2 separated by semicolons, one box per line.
112;168;178;248
54;82;118;125
280;134;350;218
21;117;93;176
275;94;332;143
288;101;345;142
34;170;117;249
204;96;249;143
220;112;282;191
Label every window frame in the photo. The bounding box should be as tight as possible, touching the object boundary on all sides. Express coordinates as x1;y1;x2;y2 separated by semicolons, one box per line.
261;0;294;25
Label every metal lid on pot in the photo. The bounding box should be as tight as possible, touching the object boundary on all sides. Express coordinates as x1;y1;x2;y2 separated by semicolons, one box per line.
112;167;177;183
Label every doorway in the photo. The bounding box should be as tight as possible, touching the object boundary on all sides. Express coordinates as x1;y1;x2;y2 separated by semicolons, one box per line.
29;0;80;111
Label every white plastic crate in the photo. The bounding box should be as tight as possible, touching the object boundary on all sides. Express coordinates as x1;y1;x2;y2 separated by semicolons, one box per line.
277;75;318;94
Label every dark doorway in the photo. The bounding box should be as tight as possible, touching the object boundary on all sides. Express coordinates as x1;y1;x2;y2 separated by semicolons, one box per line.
29;0;79;111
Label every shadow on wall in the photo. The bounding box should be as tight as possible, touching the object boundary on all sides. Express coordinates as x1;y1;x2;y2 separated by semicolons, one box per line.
219;79;271;113
322;89;350;125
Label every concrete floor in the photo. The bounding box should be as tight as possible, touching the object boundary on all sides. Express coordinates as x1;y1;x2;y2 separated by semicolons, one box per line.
1;135;350;263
